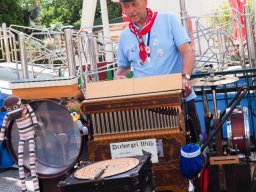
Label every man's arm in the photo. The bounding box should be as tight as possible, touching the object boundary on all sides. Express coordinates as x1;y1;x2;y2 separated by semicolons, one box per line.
114;67;131;80
179;43;194;76
178;43;195;97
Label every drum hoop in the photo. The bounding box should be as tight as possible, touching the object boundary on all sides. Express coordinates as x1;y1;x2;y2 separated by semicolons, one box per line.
5;99;84;179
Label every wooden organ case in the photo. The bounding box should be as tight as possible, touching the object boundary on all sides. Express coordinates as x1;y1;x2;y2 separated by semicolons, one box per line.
80;73;188;191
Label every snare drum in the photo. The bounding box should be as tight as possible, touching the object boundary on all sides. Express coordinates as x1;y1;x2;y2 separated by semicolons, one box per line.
6;100;84;179
226;106;250;155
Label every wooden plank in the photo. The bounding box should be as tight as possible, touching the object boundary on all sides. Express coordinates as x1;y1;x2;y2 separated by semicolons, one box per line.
210;156;240;165
81;91;182;114
85;78;133;99
12;84;79;99
85;73;182;100
133;73;182;94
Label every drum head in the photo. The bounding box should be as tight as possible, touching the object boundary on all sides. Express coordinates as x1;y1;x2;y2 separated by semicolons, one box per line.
6;100;83;178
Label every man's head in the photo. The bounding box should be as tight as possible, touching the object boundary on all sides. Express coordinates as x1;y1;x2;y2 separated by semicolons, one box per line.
120;0;148;27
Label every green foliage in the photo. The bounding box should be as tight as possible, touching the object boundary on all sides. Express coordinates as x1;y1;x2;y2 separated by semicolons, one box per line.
40;0;121;28
210;2;231;26
40;0;83;28
0;0;24;26
20;0;41;26
0;0;122;29
210;0;254;29
95;0;122;22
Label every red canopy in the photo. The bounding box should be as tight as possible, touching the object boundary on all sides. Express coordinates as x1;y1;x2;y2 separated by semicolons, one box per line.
228;0;247;41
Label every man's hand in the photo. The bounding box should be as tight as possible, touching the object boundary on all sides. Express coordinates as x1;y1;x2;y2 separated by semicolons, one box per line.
113;75;128;80
114;67;131;80
182;77;192;98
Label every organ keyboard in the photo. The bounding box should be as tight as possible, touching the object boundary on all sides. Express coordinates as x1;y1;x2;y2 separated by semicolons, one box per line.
80;73;188;191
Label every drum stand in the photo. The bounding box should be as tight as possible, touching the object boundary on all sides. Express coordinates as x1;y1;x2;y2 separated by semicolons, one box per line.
203;85;227;190
191;75;240;155
191;75;250;191
211;85;223;156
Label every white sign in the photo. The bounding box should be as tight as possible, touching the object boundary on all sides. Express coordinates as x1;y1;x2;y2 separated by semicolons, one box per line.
110;139;159;163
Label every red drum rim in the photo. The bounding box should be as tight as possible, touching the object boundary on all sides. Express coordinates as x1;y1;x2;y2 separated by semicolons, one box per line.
6;99;84;179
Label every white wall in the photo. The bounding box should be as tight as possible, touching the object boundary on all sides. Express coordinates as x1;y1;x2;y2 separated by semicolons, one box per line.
147;0;228;17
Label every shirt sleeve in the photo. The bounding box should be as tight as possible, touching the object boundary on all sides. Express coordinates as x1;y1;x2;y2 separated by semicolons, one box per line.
169;14;191;47
117;30;131;68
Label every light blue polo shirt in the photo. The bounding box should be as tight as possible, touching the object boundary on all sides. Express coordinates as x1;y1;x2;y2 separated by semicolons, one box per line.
117;12;196;101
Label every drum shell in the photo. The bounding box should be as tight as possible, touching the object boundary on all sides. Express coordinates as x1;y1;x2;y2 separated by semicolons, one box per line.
5;100;84;179
226;107;250;155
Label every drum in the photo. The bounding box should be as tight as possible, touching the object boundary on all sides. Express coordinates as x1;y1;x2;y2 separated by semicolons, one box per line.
6;100;84;179
226;106;250;155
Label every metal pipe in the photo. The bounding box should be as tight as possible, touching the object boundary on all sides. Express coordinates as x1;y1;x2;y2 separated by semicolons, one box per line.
13;41;20;79
216;27;226;70
64;29;76;77
88;36;99;82
195;19;202;56
235;12;246;68
244;4;256;68
100;0;113;62
179;0;189;33
2;23;11;62
212;87;218;118
77;32;86;92
18;32;29;79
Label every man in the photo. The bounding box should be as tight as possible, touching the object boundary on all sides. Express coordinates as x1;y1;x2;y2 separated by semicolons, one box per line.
114;0;202;142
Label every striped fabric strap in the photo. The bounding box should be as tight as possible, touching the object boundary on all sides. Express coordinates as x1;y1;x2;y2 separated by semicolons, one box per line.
181;147;201;158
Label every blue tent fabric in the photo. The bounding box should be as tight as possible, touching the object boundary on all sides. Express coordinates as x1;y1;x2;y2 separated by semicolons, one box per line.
180;144;203;179
0;142;13;168
0;91;13;168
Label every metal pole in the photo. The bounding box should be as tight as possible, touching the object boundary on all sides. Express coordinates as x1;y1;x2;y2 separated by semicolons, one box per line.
179;0;189;33
100;0;113;62
244;4;256;68
81;0;97;32
88;36;99;82
64;29;77;77
236;12;246;68
18;32;29;79
216;27;226;70
2;23;11;62
77;32;86;92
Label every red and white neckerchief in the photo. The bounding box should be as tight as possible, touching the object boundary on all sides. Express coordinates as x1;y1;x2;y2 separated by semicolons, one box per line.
129;8;158;62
